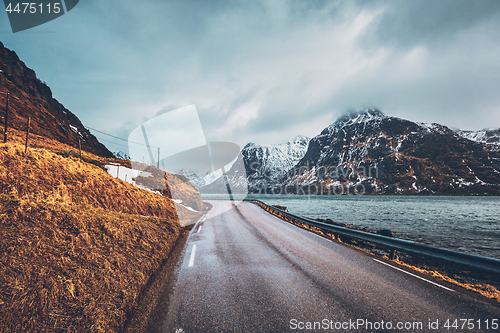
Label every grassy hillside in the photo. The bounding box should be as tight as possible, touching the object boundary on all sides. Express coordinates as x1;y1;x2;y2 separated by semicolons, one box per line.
0;41;112;157
0;141;202;332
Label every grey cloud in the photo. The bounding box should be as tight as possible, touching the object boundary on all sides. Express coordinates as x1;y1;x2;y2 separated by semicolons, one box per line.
2;0;500;153
155;105;184;117
366;0;500;48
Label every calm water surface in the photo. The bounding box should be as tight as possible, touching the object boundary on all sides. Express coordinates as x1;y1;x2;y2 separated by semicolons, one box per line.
204;194;500;259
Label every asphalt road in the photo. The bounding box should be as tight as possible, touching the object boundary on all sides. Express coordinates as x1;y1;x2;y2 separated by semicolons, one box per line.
161;200;499;332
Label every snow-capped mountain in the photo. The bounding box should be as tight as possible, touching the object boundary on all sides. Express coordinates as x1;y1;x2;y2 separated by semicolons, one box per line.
178;168;223;189
456;128;500;146
283;109;500;195
199;135;310;193
175;168;200;180
113;151;131;160
242;135;310;190
200;109;500;195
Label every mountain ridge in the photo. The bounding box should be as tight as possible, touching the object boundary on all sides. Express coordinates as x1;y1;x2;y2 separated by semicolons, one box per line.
0;41;112;157
286;109;500;195
204;109;500;195
199;134;310;193
456;128;500;147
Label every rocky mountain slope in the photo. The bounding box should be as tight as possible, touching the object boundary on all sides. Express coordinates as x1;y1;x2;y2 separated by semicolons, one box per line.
283;109;500;195
241;135;310;189
456;128;500;147
0;43;206;332
199;135;310;193
203;109;500;195
0;41;112;157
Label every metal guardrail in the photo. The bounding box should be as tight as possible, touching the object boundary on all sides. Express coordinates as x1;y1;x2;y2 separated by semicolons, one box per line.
249;199;500;275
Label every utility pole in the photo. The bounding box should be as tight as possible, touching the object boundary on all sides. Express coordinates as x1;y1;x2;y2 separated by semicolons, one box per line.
3;92;9;143
157;147;160;169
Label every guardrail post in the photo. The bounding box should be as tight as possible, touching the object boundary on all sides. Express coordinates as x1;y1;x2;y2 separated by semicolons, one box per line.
390;249;397;260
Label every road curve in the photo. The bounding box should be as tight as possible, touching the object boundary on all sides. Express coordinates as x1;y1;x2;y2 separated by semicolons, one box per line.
161;200;499;332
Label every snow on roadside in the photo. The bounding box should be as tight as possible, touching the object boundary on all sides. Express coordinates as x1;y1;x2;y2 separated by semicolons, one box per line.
105;164;162;195
106;165;202;213
172;199;200;212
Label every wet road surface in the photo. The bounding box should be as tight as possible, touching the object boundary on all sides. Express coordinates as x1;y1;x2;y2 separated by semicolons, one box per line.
161;201;500;332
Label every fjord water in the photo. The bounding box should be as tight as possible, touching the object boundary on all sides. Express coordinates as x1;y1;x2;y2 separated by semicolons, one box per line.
206;194;500;259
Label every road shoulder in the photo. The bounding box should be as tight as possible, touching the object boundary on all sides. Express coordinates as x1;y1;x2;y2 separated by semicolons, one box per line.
123;224;194;333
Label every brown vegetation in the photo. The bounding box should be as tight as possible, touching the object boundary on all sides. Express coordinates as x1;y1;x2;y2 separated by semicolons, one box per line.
133;162;204;214
0;142;202;332
2;127;122;168
0;41;112;157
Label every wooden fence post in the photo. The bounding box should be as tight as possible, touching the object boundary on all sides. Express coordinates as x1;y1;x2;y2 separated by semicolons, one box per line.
24;116;31;153
3;92;9;143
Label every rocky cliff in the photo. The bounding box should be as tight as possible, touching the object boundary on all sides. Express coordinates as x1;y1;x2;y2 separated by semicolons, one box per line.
457;128;500;147
283;109;500;195
205;109;500;195
199;135;310;194
0;41;112;157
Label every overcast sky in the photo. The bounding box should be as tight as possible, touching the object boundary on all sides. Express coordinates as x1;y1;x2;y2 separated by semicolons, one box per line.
1;0;500;154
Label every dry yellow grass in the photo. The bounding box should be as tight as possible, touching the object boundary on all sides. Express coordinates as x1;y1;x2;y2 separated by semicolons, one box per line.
0;143;201;219
394;260;500;302
3;127;122;167
0;142;202;332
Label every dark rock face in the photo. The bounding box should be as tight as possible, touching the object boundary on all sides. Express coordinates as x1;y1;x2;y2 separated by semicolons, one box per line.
457;128;500;146
200;108;500;196
199;135;310;194
241;135;310;192
283;109;500;195
201;109;500;195
0;42;113;157
377;229;394;237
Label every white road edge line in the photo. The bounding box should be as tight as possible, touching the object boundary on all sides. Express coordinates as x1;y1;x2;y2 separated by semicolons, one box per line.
373;258;455;292
188;245;197;267
197;225;202;233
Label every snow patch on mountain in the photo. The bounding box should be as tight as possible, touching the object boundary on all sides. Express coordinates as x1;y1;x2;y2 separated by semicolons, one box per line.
176;168;200;180
319;108;390;143
113;151;131;160
243;135;310;187
328;108;387;130
456;128;500;146
417;122;452;134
